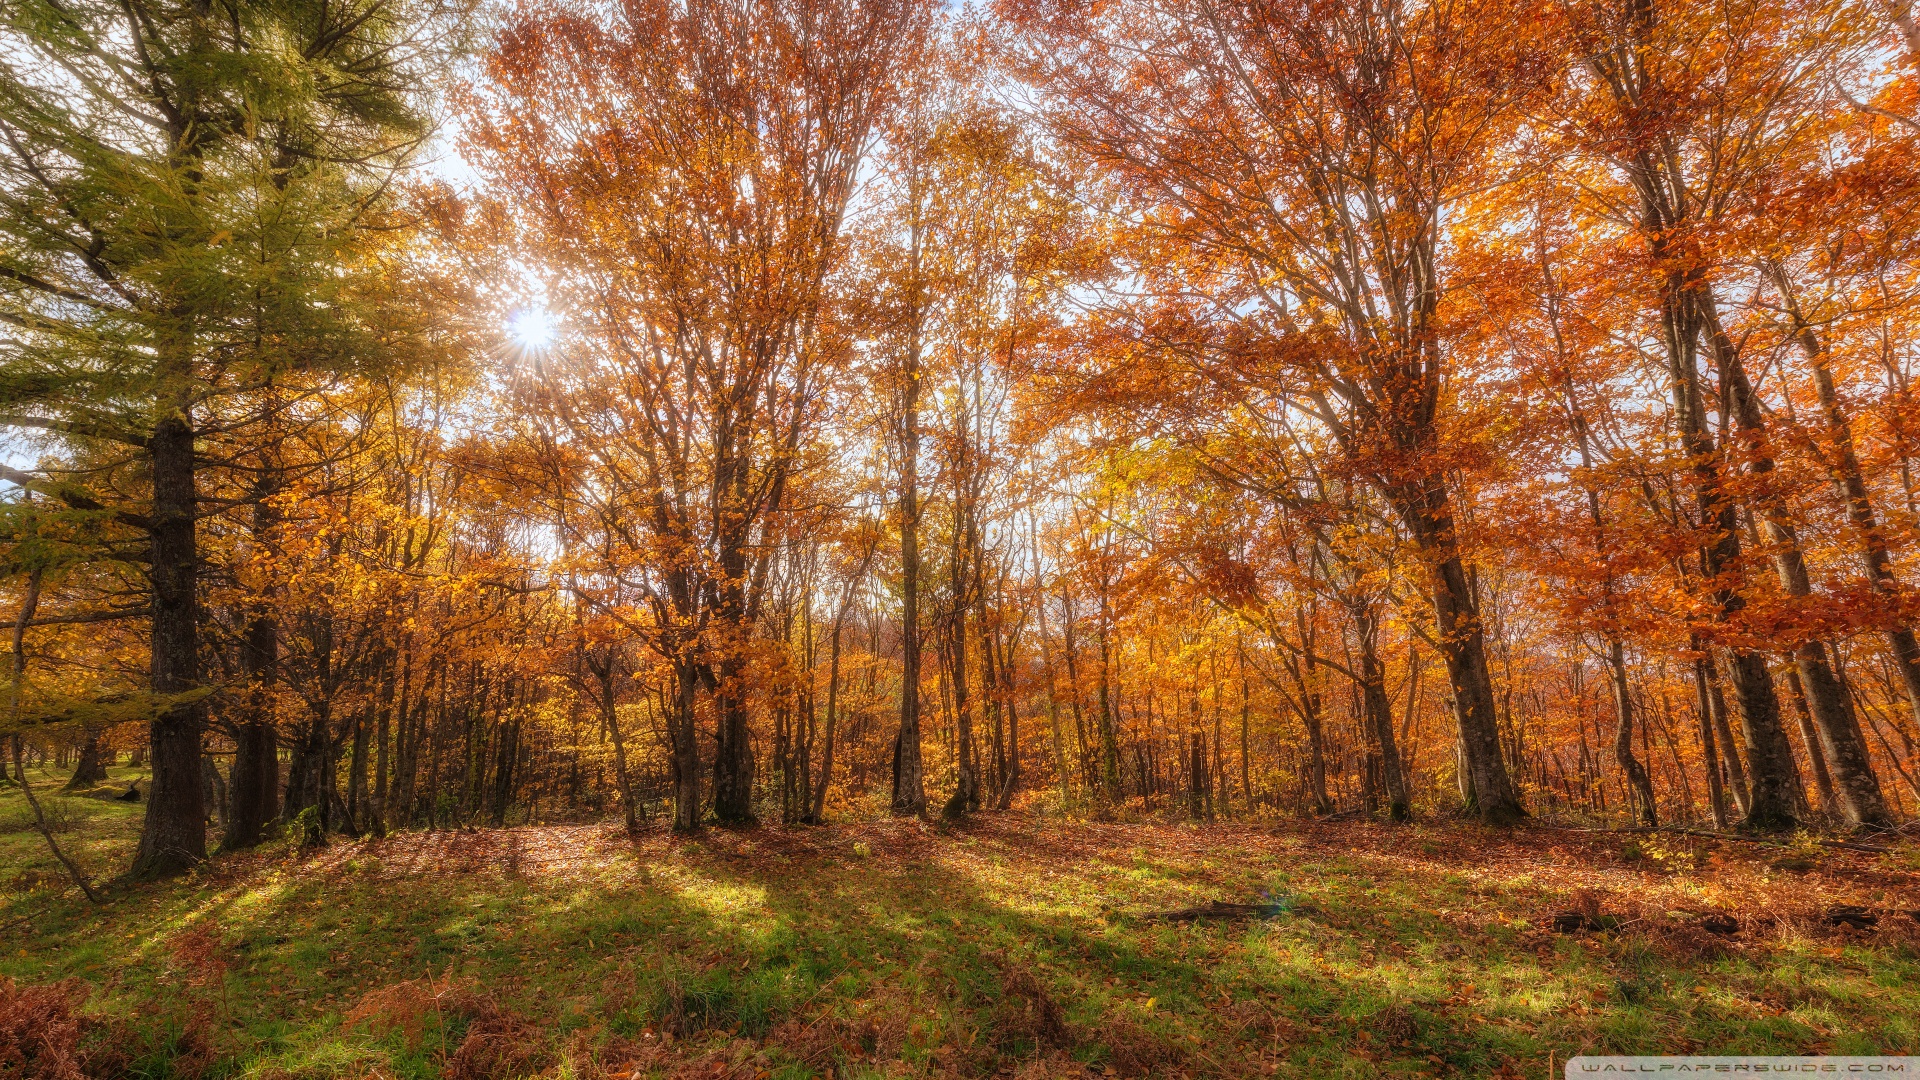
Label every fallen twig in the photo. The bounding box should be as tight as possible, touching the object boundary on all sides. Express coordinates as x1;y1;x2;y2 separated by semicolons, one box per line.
1143;900;1288;922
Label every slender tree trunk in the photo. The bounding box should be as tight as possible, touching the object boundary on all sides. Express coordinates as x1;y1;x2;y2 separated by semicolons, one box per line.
812;612;845;824
1702;657;1751;816
11;737;102;904
1239;637;1253;806
1095;590;1121;799
1718;331;1888;826
1352;603;1410;821
595;652;640;835
487;707;518;827
1607;639;1658;826
893;360;927;816
1776;261;1920;740
992;611;1020;811
1782;663;1837;817
346;709;371;835
1031;536;1071;808
942;551;977;819
371;654;394;837
1061;593;1090;791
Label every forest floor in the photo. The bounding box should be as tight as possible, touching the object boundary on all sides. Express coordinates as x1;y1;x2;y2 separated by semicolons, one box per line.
3;773;1920;1079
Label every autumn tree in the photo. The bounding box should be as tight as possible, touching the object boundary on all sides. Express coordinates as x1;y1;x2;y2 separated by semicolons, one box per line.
466;0;932;829
999;0;1554;822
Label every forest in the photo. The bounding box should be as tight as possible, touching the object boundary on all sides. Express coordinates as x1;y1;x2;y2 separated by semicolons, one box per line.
3;0;1920;1075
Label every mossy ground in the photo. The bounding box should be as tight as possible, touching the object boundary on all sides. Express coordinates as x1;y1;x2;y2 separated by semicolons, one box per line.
3;771;1918;1078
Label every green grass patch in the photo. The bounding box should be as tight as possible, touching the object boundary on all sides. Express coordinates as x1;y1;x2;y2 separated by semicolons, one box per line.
2;779;1917;1078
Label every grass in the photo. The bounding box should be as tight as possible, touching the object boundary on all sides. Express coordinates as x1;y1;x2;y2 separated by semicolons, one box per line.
3;773;1919;1079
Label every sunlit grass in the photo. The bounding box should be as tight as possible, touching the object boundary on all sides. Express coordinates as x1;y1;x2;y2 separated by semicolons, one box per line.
1;780;1916;1077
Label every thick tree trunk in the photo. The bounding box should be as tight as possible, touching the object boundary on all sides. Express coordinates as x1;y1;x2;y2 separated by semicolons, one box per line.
1648;273;1799;830
62;729;109;791
283;711;336;834
224;721;277;848
1425;546;1526;825
710;654;755;823
1289;611;1334;815
132;409;206;879
1724;649;1802;830
1382;471;1522;824
223;570;279;847
671;659;701;832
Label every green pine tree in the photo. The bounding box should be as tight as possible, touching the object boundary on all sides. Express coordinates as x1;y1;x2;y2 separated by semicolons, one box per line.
0;0;467;876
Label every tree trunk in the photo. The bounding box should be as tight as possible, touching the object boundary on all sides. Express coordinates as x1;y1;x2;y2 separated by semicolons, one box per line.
1187;730;1208;820
1239;639;1253;806
1423;542;1525;825
223;590;279;848
710;652;756;824
942;551;978;820
1607;639;1658;826
595;653;640;835
225;720;277;848
1782;663;1837;817
671;659;701;832
1656;278;1800;831
1095;593;1121;799
811;614;845;824
1776;262;1920;734
346;710;371;836
487;710;518;827
893;366;927;816
1717;346;1889;826
371;655;393;837
1353;603;1410;822
992;612;1019;811
1701;658;1750;817
62;729;109;791
132;408;206;879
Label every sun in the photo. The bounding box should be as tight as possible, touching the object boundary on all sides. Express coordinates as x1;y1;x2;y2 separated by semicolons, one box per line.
507;307;557;351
